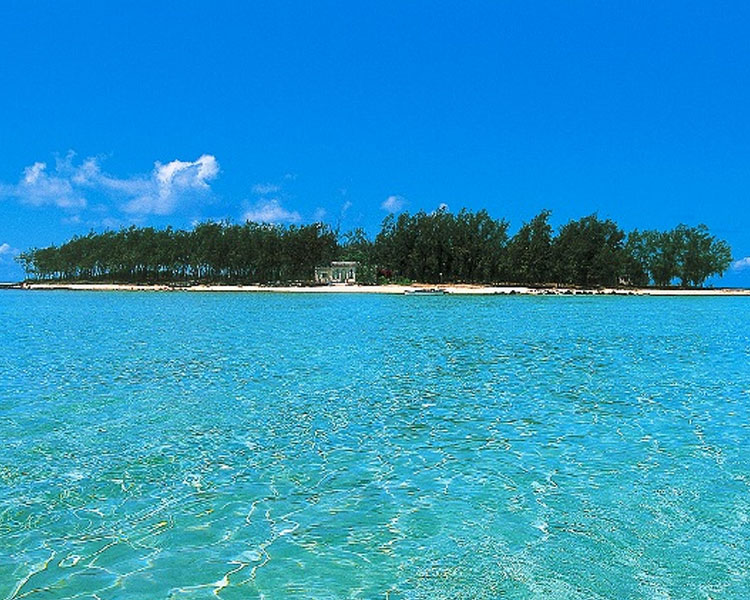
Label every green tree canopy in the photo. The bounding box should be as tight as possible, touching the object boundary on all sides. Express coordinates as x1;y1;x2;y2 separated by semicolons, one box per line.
17;210;733;288
552;214;626;287
506;209;553;284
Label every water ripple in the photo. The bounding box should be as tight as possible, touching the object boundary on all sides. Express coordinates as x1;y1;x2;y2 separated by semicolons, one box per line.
1;292;749;598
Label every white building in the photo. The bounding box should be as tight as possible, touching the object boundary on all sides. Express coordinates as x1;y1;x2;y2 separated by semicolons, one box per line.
314;261;358;284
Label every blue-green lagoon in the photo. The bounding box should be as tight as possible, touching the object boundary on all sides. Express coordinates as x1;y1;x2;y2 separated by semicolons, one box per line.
1;291;749;598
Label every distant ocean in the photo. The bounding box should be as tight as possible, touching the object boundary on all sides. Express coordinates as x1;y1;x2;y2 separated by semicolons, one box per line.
1;291;749;598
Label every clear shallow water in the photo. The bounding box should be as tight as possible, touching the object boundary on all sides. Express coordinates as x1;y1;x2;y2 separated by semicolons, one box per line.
1;291;749;599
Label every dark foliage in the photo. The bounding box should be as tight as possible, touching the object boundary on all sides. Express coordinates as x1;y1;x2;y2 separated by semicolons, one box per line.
17;211;733;287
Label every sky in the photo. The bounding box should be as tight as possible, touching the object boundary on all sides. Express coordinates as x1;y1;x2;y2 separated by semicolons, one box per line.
1;1;749;285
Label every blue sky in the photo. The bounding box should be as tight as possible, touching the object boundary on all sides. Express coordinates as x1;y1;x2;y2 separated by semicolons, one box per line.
1;1;749;284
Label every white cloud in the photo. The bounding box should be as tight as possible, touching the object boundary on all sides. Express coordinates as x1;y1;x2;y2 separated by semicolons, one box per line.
0;152;219;216
121;154;219;215
243;199;301;224
0;243;17;256
252;183;281;195
732;257;750;271
0;243;19;264
244;178;303;224
381;194;406;212
428;203;450;216
0;160;87;209
313;207;327;221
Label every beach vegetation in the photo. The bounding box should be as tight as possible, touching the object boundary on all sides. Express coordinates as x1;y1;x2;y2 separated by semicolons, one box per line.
16;210;733;287
506;210;554;284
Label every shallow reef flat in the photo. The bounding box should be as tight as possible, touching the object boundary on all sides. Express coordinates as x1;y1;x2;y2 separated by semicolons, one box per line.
1;292;749;598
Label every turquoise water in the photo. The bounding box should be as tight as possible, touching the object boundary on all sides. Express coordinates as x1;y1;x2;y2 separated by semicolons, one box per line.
1;291;749;599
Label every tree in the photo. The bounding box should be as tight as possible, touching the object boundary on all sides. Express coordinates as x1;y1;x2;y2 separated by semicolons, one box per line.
621;230;650;287
507;210;553;284
672;224;733;287
553;214;626;287
340;228;376;283
16;211;733;288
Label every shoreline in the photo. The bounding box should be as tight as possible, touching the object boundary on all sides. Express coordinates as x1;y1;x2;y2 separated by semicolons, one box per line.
9;282;750;296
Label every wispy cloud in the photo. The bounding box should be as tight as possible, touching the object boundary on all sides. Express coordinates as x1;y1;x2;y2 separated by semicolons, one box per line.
381;194;406;212
732;257;750;271
0;160;86;209
0;152;219;216
0;243;18;256
0;243;19;264
243;178;302;224
251;183;281;195
243;199;301;224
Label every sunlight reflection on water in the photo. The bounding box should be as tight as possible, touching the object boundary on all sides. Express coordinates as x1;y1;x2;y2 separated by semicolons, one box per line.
1;291;749;598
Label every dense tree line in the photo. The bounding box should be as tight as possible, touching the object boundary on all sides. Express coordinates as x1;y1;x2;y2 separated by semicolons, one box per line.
17;209;733;287
372;209;731;287
17;222;337;284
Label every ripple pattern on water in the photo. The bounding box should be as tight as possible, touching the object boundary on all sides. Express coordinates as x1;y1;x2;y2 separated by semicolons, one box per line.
1;292;749;598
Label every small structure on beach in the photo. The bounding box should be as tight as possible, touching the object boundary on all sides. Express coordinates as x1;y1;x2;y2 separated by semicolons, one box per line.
315;261;358;284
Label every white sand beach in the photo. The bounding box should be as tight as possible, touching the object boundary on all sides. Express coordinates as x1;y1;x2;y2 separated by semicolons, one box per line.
15;282;750;295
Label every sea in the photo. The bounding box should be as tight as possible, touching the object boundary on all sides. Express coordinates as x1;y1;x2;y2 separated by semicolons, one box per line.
1;290;749;599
